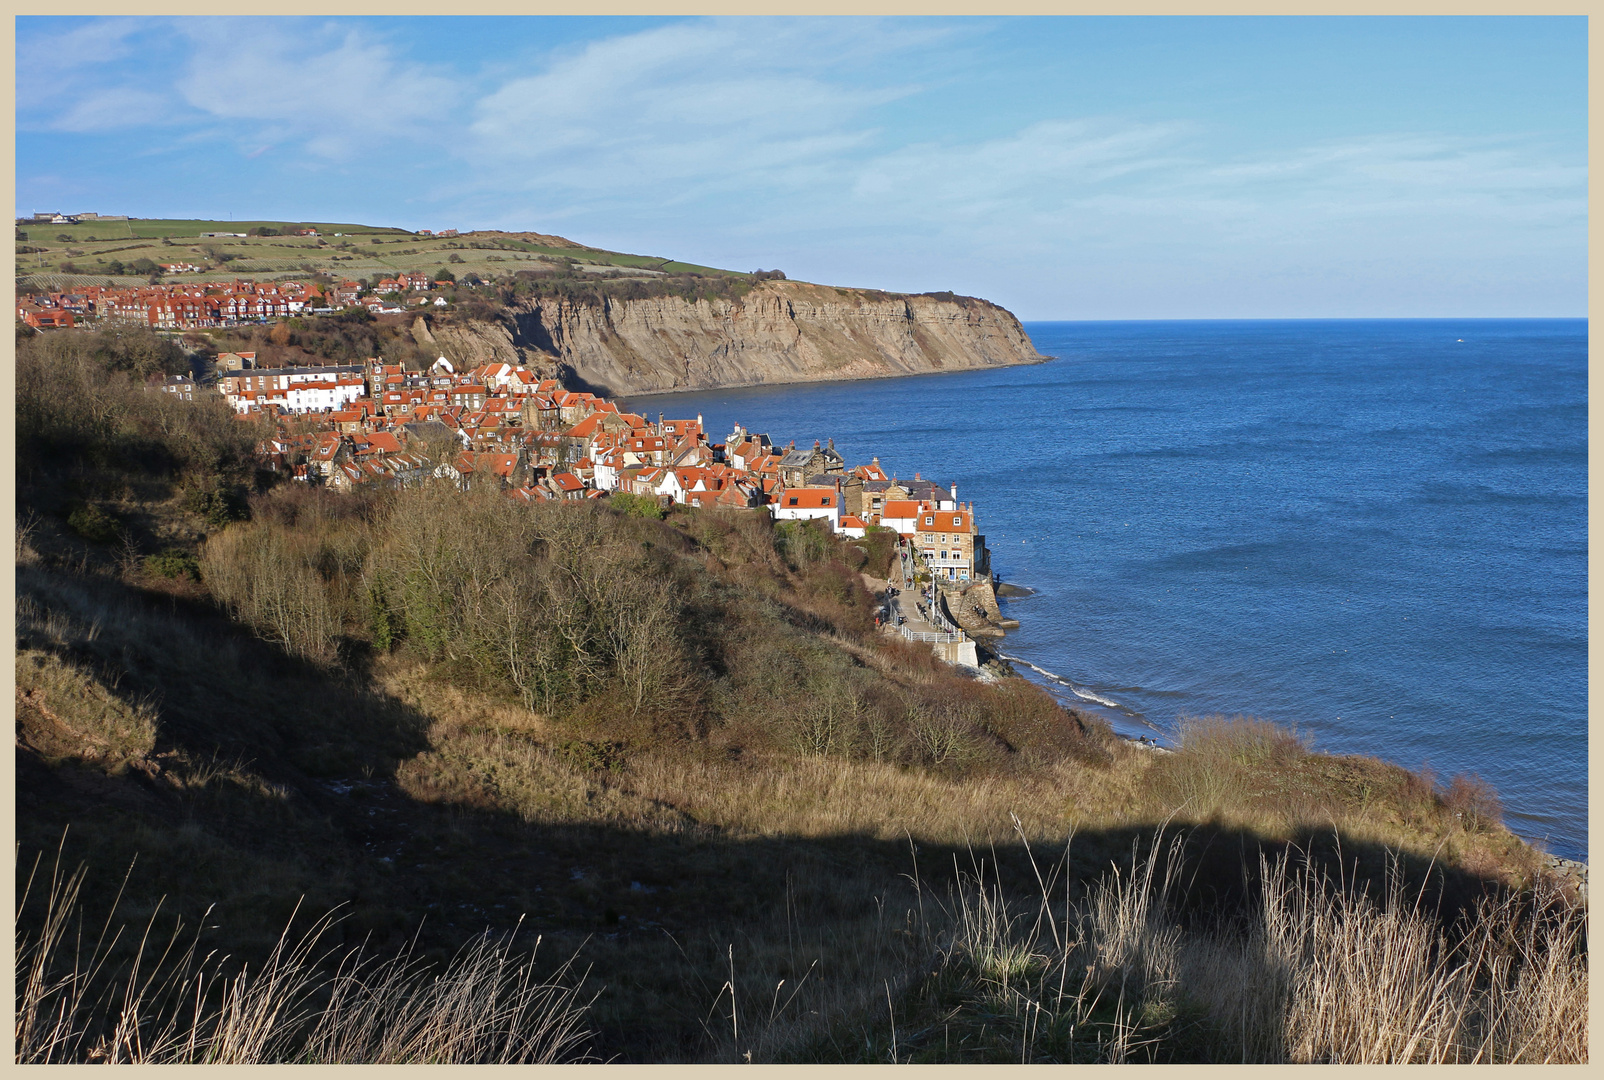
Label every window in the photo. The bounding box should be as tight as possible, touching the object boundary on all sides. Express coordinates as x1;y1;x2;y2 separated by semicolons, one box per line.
953;517;962;527
924;516;934;526
822;497;830;505
788;497;798;506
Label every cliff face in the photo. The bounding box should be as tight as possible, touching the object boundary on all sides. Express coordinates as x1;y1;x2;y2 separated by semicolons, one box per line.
423;281;1044;396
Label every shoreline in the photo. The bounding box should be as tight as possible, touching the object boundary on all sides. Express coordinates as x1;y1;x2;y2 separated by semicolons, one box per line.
616;354;1056;406
989;578;1584;867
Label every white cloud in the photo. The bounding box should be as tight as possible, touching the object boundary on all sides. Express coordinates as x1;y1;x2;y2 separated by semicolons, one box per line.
16;18;168;121
52;89;176;133
174;21;462;161
461;19;924;210
826;124;1585;258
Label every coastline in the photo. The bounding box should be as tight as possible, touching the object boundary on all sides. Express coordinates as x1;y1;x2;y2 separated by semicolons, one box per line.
990;572;1583;866
617;353;1055;406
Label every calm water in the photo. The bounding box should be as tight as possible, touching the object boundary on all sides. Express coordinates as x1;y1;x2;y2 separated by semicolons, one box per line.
624;320;1588;861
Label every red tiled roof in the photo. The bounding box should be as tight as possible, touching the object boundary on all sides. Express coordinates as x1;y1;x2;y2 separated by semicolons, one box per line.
779;487;838;509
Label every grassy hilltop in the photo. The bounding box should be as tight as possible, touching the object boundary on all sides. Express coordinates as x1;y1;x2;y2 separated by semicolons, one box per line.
12;325;1587;1063
16;216;744;296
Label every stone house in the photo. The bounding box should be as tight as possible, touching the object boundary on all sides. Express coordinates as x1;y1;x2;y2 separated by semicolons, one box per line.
914;502;988;584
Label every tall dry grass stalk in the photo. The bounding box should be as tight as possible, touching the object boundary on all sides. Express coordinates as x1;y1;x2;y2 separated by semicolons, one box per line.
15;850;597;1064
909;830;1586;1064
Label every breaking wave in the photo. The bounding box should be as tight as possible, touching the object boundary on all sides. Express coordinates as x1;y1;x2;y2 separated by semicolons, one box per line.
1000;653;1144;717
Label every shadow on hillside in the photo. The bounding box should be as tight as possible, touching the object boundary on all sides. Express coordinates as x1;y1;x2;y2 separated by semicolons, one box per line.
15;566;1531;1062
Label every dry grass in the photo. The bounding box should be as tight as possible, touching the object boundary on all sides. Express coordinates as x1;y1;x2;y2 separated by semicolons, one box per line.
1137;714;1542;888
833;831;1588;1064
16;648;159;767
14;850;596;1064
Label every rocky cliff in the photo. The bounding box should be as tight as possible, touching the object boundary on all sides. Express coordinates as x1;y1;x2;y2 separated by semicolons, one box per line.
417;281;1044;396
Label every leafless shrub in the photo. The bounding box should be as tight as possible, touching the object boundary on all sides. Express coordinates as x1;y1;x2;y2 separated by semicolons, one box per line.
1443;773;1504;832
202;525;340;665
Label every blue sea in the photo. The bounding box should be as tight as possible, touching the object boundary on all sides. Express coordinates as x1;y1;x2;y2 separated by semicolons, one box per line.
624;320;1588;861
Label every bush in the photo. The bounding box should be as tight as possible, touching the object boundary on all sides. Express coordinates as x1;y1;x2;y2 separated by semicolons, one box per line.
1443;772;1503;832
773;519;832;568
65;504;120;544
144;547;201;580
854;526;898;578
556;738;627;774
609;491;666;520
184;482;251;528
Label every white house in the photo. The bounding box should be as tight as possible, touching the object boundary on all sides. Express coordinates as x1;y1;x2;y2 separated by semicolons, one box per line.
772;487;842;532
879;499;924;537
282;377;366;413
591;448;625;491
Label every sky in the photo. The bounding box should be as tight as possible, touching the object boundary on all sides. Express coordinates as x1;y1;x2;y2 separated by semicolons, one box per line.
15;16;1587;320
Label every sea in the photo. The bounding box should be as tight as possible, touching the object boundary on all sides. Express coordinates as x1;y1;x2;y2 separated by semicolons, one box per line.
623;320;1588;862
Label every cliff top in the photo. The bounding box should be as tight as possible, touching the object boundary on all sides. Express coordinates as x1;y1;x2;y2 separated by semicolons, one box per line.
18;216;994;312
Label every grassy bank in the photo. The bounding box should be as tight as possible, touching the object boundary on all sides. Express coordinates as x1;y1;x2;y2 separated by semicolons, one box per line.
13;328;1584;1062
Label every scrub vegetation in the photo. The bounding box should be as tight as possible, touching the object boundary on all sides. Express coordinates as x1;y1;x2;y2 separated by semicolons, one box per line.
14;331;1586;1062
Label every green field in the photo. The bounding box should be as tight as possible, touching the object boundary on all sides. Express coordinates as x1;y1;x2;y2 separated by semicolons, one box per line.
16;217;743;291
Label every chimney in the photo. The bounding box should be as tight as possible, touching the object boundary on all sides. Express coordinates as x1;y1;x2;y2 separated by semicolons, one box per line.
951;483;957;502
914;472;921;482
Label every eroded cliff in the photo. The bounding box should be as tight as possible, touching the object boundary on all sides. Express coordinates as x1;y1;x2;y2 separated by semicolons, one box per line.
418;281;1044;395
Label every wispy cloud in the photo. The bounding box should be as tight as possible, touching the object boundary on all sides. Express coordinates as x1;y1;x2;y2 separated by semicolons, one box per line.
17;18;174;122
459;18;933;215
174;20;462;161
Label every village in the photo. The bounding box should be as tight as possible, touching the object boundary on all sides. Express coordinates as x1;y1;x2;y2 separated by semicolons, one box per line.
156;349;1012;665
15;241;1018;665
16;272;447;331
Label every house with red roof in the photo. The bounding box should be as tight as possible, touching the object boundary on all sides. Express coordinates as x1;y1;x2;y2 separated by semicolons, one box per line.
914;502;986;583
879;500;925;537
546;472;587;500
773;486;842;532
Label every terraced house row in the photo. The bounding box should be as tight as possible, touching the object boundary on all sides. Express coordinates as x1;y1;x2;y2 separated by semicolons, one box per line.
18;272;447;330
19;279;324;329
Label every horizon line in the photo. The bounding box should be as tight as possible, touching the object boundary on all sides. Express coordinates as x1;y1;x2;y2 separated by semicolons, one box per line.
1017;315;1586;323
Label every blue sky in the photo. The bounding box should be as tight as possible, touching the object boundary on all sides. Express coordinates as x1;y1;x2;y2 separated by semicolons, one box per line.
16;16;1586;319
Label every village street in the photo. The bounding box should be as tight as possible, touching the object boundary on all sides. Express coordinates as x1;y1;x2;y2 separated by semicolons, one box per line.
884;539;956;639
